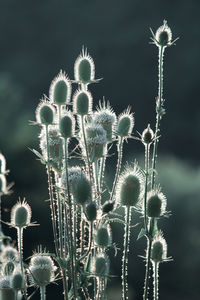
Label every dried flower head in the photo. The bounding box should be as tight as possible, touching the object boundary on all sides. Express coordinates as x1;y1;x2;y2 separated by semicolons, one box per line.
74;47;95;85
146;189;167;218
150;20;178;48
151;232;167;263
49;70;71;105
59;110;75;139
95;224;112;248
11;200;32;228
73;89;93;116
36;99;55;126
85;202;97;222
116;107;134;137
141;124;154;145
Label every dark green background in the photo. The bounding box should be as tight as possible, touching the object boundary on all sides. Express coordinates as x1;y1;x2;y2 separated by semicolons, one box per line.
0;0;200;299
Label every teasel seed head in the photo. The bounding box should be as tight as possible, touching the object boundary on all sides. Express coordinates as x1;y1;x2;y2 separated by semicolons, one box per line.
2;261;16;276
74;47;95;85
0;245;19;262
116;164;144;207
95;224;112;248
36;100;55;125
10;268;25;290
146;189;167;218
11;200;32;228
29;255;57;287
0;153;6;174
59;110;75;139
49;70;71;105
151;232;167;263
116;107;134;137
155;20;172;48
73;89;93;116
90;253;110;277
85;202;97;222
142;124;154;145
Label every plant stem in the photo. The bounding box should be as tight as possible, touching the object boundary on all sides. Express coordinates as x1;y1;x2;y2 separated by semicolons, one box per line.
81;115;92;181
99;144;107;191
64;138;77;299
122;206;131;300
144;144;150;232
153;262;159;300
18;227;23;274
143;237;152;300
40;286;46;300
55;176;64;257
110;136;123;202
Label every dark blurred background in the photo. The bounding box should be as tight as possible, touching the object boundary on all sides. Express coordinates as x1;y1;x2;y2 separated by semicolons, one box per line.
0;0;200;299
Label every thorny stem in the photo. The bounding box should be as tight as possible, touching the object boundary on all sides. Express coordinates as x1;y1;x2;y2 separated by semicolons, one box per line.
122;206;131;300
81;115;92;182
0;195;2;232
79;221;93;261
40;286;46;300
144;144;150;232
55;176;64;257
64;138;77;299
143;237;152;300
99;144;107;191
110;136;123;202
45;125;59;257
18;227;23;274
153;262;159;300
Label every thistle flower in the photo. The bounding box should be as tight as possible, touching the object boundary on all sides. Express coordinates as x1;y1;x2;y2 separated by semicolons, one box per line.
95;224;112;248
0;174;7;195
74;47;95;85
0;245;19;262
151;233;167;263
116;107;134;137
94;100;116;142
116;164;144;207
90;253;110;277
11;200;32;228
59;110;75;139
85;202;97;222
73;89;93;116
49;70;71;105
29;255;57;287
146;189;167;218
141;124;154;145
0;153;6;174
36;99;55;126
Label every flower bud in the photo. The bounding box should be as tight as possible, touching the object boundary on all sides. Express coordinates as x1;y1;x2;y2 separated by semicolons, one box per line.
95;225;112;248
0;153;6;174
11;201;32;228
91;253;110;277
117;165;144;207
49;71;71;105
11;269;25;290
116;107;134;137
142;124;154;145
59;112;75;139
74;48;95;85
73;90;92;116
147;190;166;218
155;20;172;47
85;202;97;222
36;101;55;125
151;233;167;263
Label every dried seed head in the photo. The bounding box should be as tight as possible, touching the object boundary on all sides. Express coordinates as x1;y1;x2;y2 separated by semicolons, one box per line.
95;224;112;248
2;261;16;276
49;71;71;105
0;245;19;262
155;20;172;47
59;111;75;139
36;100;55;125
117;164;144;207
29;255;56;287
94;101;116;142
11;200;32;228
85;202;97;222
116;107;134;137
74;48;95;85
142;124;154;145
0;174;7;194
102;201;115;214
147;189;167;218
0;153;6;174
73;89;93;115
10;268;25;290
90;253;110;277
151;233;167;263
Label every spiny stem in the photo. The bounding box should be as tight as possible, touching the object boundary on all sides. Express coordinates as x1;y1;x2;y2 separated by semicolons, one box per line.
144;144;150;232
99;144;107;191
153;262;159;300
40;286;46;300
122;206;131;300
143;237;152;300
64;138;77;299
81;115;92;181
18;227;23;274
55;176;64;257
0;195;2;232
110;136;123;202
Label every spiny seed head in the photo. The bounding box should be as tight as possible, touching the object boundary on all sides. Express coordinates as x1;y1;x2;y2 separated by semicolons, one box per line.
116;164;144;207
85;202;97;222
155;20;172;47
10;268;25;290
74;47;95;85
11;200;32;228
116;107;134;137
0;153;6;174
49;70;71;105
90;253;110;277
102;201;115;214
29;255;56;287
0;245;19;262
147;189;167;218
94;100;116;142
95;224;112;248
142;124;154;145
0;174;7;194
151;233;167;263
59;110;75;139
2;261;16;276
36;100;55;125
73;89;93;115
